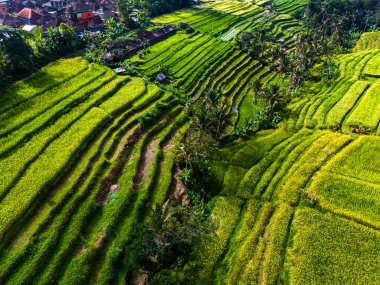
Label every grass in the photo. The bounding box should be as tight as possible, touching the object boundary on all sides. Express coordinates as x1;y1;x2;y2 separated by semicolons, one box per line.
259;203;293;285
308;171;380;229
326;136;380;184
0;76;127;200
0;70;117;157
325;80;370;127
0;64;107;137
354;31;380;51
289;47;380;131
183;196;243;284
276;133;353;205
215;202;272;285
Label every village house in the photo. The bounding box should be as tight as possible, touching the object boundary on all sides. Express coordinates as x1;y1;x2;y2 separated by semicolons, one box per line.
16;7;43;25
0;0;114;32
65;3;93;24
0;0;10;15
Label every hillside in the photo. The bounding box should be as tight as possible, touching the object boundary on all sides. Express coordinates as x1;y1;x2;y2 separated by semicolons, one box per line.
0;0;380;284
288;31;380;132
0;58;189;284
175;129;380;284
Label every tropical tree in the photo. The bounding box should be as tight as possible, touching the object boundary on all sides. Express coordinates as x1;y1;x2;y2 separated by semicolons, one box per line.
321;58;339;80
254;83;286;119
0;26;35;84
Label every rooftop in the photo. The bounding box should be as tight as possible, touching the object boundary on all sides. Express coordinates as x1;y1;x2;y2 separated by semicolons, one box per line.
16;7;42;19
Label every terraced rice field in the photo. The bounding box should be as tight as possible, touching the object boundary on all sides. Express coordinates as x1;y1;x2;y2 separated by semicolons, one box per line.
152;0;304;46
128;30;274;129
0;58;188;284
2;1;380;284
288;32;380;132
132;0;306;129
174;126;380;284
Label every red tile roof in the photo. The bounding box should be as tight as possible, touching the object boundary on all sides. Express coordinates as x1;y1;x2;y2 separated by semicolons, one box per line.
16;7;42;19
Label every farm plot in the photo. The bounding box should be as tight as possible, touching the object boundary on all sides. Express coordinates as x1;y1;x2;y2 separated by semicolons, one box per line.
3;1;380;283
307;136;380;229
155;128;368;284
152;0;302;45
128;31;275;128
289;46;380;132
287;208;380;285
0;58;189;284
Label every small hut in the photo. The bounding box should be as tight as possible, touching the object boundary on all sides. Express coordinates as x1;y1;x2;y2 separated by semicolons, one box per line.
113;67;126;75
156;73;167;83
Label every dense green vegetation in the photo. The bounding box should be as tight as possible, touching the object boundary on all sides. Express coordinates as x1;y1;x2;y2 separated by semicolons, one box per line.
1;0;380;284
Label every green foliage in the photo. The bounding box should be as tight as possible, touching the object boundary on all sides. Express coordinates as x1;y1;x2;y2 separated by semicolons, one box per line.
321;58;340;80
0;26;35;85
177;22;195;33
130;200;213;274
42;23;81;55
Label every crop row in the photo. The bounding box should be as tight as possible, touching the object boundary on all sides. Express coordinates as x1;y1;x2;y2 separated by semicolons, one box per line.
174;127;361;284
287;208;380;285
0;57;89;114
0;55;193;283
290;50;380;131
0;64;107;138
129;31;275;127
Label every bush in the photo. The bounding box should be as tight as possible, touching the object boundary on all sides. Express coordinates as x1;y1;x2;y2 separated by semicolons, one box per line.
129;199;214;274
0;26;35;87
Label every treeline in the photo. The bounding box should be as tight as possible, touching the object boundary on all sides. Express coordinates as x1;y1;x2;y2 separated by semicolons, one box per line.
0;24;82;90
306;0;380;33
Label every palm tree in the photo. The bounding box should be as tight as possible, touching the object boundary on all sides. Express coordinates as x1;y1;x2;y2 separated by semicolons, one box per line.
256;84;285;118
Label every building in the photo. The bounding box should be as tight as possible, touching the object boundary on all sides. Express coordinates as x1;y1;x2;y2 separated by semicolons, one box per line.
94;6;113;21
16;7;43;24
22;24;37;32
1;0;106;32
0;0;10;15
65;3;93;24
43;0;67;10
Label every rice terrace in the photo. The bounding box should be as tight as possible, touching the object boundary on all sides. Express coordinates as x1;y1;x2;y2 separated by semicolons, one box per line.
0;0;380;284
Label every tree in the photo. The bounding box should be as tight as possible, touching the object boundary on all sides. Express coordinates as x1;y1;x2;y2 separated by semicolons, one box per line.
253;83;286;121
266;0;278;15
194;89;233;140
321;58;339;80
128;199;214;274
177;129;217;182
0;26;35;84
